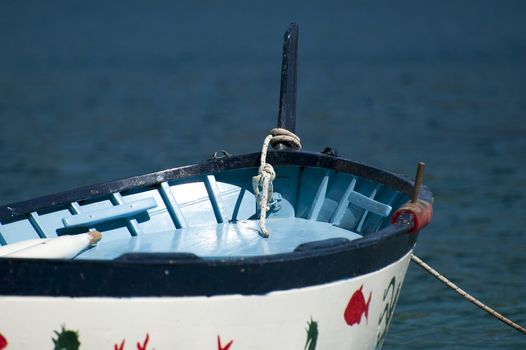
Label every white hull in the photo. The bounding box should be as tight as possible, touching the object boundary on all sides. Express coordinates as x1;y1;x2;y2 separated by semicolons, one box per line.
0;251;411;350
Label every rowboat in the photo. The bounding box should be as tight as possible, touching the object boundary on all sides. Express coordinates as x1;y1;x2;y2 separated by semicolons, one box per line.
0;24;432;350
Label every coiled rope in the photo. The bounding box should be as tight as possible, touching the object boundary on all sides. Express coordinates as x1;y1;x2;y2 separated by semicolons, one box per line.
252;128;301;237
411;254;526;336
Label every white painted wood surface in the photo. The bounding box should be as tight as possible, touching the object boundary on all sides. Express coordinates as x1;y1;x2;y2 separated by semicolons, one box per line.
0;251;412;349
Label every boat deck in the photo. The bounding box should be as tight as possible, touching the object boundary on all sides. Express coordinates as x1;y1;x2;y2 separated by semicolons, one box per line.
77;217;363;260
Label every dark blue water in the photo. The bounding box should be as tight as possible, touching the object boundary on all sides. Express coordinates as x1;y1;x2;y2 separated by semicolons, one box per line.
1;1;525;348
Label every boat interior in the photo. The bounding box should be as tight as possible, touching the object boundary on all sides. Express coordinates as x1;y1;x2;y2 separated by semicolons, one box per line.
0;165;410;260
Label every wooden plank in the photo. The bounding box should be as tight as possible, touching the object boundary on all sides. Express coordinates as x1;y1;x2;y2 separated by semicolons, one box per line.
307;170;331;220
159;182;187;229
329;178;357;225
62;197;156;231
29;212;47;238
204;175;228;224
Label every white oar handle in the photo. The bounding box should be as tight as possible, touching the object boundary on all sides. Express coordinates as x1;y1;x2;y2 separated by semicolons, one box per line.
0;238;50;257
5;231;102;259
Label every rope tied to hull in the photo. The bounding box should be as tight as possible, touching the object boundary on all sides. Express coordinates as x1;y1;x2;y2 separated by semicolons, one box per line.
252;128;301;237
411;254;526;336
395;162;525;336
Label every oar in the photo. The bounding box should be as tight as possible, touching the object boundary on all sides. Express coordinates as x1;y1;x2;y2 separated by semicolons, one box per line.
0;238;50;257
5;231;102;259
274;22;299;149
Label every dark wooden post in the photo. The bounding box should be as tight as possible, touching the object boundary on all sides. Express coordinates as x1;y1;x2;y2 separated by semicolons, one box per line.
277;22;299;135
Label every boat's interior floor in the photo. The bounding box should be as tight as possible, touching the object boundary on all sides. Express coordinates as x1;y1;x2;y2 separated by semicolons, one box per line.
76;217;363;260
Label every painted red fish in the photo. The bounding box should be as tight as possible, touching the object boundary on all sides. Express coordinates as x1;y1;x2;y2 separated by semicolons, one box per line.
0;332;7;350
344;285;372;326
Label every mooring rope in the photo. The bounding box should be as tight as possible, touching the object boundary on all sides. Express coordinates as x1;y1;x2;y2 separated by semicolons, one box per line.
411;254;526;336
252;128;301;237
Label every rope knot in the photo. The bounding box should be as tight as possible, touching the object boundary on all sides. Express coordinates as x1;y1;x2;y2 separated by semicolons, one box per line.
252;128;301;237
258;163;276;181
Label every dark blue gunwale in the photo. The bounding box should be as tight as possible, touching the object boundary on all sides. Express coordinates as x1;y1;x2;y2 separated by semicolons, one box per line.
0;151;431;297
